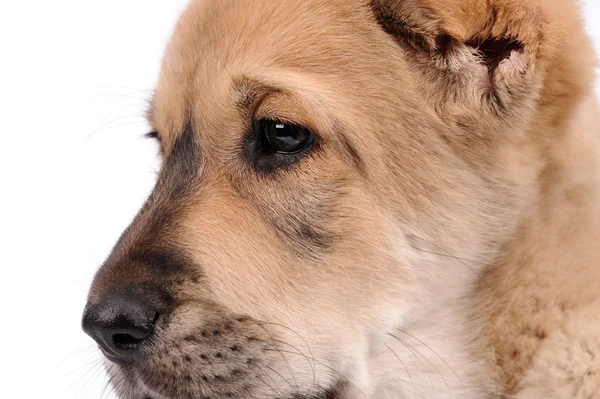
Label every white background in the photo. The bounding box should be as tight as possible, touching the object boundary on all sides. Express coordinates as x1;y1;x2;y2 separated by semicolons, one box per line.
0;1;598;398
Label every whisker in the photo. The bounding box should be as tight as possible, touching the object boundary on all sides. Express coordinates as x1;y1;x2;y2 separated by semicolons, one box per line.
257;321;317;374
254;323;300;391
68;361;104;395
256;320;317;394
385;344;416;397
72;276;94;285
408;234;494;267
408;234;491;288
97;363;121;399
66;357;105;377
395;329;467;398
100;374;117;399
255;373;283;397
388;333;434;391
87;116;148;142
241;334;303;396
263;348;369;399
247;356;285;397
95;85;153;94
265;364;300;395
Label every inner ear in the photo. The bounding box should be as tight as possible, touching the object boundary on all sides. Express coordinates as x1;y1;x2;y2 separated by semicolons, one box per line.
371;1;525;75
434;34;526;77
468;37;525;71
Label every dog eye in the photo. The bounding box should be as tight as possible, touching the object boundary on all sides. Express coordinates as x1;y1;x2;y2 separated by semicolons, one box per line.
260;119;313;154
145;131;162;142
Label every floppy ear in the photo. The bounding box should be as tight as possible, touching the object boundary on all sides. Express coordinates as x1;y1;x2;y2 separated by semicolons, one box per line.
370;0;544;138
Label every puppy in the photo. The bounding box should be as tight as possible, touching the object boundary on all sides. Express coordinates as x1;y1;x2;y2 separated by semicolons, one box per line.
82;0;600;398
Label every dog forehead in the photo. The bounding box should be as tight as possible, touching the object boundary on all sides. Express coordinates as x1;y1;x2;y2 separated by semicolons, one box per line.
167;0;374;76
151;0;404;137
187;0;371;42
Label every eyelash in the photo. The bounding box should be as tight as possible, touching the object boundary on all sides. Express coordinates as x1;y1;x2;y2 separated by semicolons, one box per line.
146;131;162;141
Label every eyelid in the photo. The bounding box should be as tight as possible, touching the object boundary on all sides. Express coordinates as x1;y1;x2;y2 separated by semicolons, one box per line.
145;131;162;141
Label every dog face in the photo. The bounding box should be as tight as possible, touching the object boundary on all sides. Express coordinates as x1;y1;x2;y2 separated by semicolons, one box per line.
82;0;556;397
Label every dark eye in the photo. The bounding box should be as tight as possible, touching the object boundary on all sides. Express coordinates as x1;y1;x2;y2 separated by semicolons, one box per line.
145;131;162;141
261;119;314;154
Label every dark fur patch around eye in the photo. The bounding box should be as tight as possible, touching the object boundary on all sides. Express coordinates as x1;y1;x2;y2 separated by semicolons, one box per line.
163;123;199;181
152;122;202;200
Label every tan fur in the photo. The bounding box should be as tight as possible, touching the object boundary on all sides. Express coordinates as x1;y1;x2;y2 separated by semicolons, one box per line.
86;0;600;398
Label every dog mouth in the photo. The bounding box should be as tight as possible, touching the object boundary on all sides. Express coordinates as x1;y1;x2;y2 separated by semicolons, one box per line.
138;391;340;399
139;392;341;399
107;361;344;399
104;342;347;399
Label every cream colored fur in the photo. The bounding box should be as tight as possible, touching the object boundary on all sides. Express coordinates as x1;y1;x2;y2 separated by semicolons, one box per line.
88;0;600;398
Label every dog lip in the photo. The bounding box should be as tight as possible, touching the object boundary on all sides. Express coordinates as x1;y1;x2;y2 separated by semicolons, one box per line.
118;365;344;399
95;334;155;365
277;383;343;399
98;345;134;364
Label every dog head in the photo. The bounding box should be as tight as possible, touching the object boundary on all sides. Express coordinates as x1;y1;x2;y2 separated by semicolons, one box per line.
82;0;593;397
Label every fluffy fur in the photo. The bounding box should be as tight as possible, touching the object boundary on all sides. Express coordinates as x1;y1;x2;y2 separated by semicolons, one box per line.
85;0;600;398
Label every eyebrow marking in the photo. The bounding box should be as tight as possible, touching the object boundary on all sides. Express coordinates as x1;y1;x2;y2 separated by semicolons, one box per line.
232;76;280;112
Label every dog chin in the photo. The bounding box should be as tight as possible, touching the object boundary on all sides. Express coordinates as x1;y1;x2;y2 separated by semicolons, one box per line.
103;356;344;399
103;359;163;399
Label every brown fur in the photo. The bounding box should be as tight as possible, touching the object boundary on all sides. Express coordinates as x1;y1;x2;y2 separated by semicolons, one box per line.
85;0;600;398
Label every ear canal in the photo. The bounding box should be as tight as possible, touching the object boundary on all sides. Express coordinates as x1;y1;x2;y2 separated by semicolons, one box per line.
473;37;525;70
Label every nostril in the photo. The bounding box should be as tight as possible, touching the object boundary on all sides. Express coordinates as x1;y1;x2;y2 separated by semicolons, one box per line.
111;312;158;350
112;333;146;350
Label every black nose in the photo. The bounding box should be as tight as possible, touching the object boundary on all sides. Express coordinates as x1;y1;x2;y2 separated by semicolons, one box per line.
82;291;158;364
